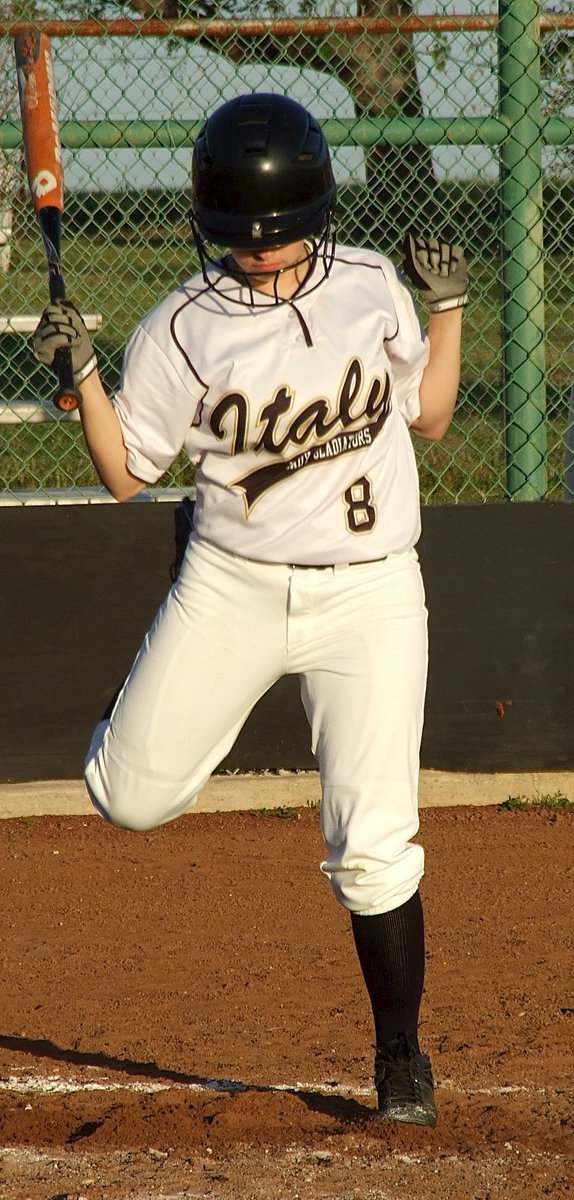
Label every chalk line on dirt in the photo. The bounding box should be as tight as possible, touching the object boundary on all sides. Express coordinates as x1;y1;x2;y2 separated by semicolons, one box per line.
0;1069;553;1101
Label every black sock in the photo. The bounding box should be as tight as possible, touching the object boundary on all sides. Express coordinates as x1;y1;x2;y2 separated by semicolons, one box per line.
350;890;425;1052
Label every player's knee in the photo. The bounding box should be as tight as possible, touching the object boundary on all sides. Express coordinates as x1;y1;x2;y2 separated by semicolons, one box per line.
110;809;160;832
85;758;198;831
85;727;173;829
93;795;160;832
84;778;155;830
84;760;152;831
86;776;185;831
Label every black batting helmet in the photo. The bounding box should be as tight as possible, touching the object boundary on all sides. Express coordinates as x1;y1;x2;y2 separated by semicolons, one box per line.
191;92;336;250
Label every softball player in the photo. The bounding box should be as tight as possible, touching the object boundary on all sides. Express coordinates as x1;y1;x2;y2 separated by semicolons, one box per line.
34;92;467;1126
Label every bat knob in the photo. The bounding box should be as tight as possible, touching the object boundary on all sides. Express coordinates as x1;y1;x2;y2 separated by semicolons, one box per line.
53;346;82;411
53;387;81;412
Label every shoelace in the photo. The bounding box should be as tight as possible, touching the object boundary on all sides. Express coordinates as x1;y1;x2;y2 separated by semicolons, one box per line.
375;1057;432;1106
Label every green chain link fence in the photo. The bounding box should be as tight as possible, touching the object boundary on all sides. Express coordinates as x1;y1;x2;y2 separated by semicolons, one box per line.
0;0;573;504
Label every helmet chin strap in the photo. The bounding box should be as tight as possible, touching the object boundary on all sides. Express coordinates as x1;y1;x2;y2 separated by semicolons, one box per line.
224;240;318;302
189;213;213;286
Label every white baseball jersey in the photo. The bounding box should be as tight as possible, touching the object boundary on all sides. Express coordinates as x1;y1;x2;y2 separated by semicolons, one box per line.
112;243;429;565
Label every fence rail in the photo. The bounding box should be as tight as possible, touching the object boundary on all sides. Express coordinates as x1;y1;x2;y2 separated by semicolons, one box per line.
2;14;574;36
1;115;574;149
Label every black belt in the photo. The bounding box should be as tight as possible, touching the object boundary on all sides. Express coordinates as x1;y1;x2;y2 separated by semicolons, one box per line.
290;557;388;569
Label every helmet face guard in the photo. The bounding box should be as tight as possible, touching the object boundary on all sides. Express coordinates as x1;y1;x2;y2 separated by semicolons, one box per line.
189;213;336;308
190;93;337;252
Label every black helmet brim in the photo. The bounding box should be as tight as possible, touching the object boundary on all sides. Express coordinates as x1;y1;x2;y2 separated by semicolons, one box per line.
192;186;336;249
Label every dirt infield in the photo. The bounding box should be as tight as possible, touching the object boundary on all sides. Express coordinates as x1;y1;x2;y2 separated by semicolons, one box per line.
0;795;572;1199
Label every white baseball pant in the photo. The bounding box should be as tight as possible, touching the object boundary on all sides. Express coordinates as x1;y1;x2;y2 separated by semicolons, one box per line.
85;535;428;915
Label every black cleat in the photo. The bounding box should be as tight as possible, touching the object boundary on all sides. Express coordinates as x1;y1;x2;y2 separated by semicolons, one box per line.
374;1035;438;1127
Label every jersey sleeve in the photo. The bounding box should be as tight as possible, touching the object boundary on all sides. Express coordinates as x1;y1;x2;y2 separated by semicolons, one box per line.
382;263;430;426
111;323;205;484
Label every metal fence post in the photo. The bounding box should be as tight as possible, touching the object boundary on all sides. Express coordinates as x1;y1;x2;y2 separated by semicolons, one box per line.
498;0;547;499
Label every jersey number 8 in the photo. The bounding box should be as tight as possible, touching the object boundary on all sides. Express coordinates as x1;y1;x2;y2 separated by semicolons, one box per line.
344;475;377;534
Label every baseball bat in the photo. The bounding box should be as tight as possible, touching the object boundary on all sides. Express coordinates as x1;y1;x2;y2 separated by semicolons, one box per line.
15;29;82;411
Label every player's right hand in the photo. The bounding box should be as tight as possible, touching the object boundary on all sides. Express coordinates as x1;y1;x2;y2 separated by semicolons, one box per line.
34;300;98;384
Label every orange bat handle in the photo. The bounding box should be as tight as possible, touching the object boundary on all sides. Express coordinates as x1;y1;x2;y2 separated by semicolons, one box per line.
15;32;80;412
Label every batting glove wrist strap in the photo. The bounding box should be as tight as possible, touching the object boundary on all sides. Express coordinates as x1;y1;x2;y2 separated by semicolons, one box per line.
402;231;468;310
428;292;469;313
34;299;97;381
73;354;98;384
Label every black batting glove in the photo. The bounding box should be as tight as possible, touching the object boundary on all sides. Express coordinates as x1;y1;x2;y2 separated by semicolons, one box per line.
402;232;468;313
34;299;98;384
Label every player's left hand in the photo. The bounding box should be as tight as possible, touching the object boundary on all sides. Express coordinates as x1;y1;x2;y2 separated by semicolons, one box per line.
402;232;468;313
